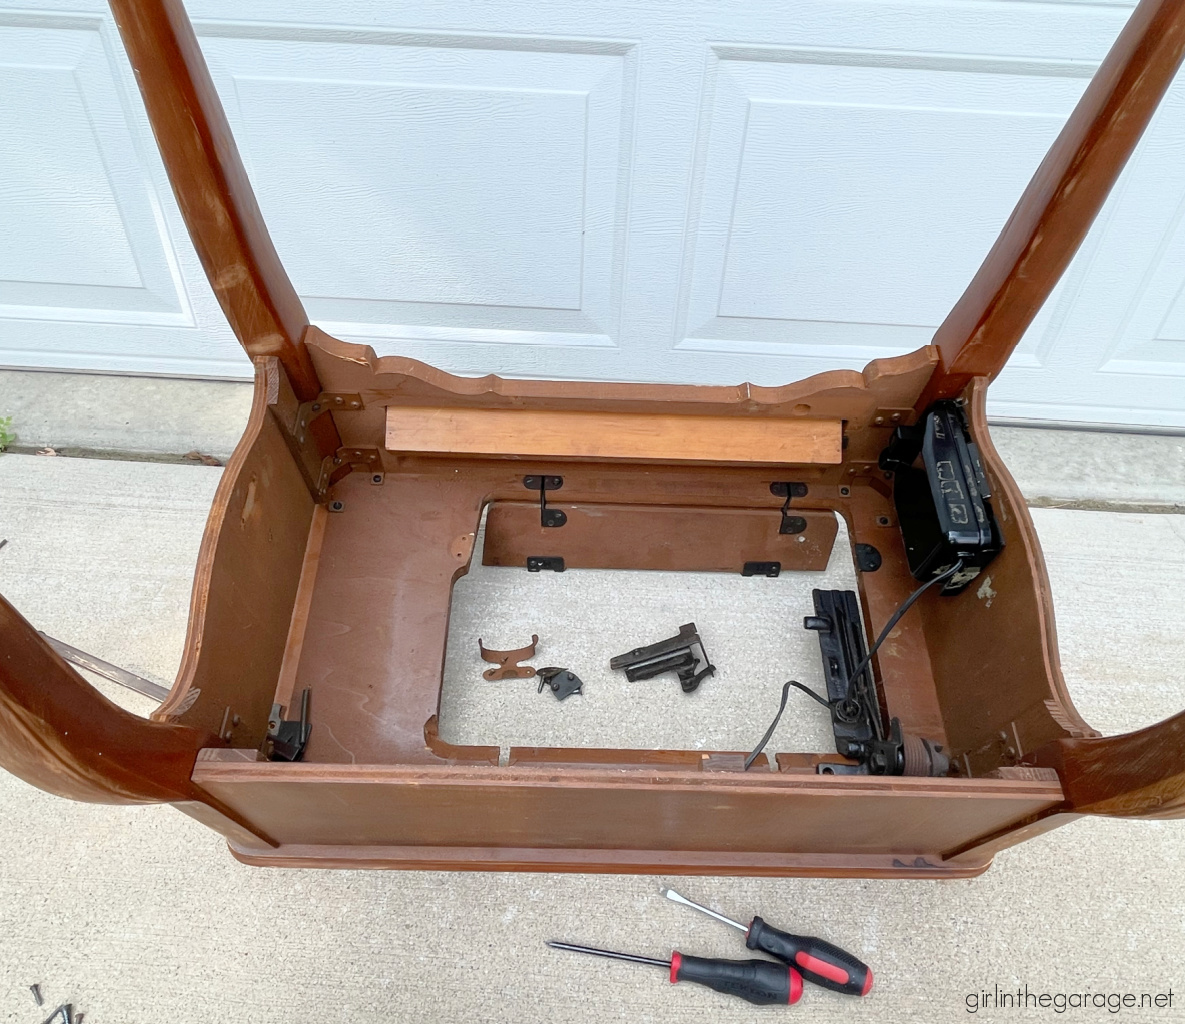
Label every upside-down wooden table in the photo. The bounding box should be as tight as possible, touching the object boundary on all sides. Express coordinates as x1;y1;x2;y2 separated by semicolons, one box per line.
3;0;1185;878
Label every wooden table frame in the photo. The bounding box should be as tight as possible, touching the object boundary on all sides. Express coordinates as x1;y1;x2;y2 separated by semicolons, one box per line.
3;0;1185;876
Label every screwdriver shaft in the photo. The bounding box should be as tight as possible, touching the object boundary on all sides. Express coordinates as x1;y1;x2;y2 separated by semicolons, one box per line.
663;888;747;932
547;941;669;969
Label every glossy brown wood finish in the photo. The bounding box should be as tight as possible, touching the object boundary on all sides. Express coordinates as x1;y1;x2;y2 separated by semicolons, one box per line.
925;0;1185;400
106;0;320;399
0;593;217;804
160;359;317;749
193;757;1064;874
1027;710;1185;818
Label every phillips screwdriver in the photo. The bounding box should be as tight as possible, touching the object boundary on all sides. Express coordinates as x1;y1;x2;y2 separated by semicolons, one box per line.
663;889;873;997
546;941;803;1006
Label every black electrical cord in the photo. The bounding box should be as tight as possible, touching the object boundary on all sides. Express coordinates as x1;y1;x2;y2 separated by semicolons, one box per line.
742;560;964;771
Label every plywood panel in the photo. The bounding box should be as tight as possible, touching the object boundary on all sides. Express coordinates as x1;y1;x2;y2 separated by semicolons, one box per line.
483;502;838;572
193;760;1064;858
386;405;842;465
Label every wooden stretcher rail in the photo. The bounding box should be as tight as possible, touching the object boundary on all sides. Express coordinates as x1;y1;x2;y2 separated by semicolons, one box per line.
385;404;843;464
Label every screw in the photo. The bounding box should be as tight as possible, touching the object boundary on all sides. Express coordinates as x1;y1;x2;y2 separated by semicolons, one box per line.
874;415;884;425
797;535;806;543
839;486;850;496
30;985;43;1008
371;474;383;484
329;500;345;513
877;516;890;526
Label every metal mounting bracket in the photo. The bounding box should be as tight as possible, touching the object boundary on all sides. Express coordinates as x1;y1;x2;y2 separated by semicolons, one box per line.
523;475;566;527
770;482;808;534
295;392;363;446
317;446;384;497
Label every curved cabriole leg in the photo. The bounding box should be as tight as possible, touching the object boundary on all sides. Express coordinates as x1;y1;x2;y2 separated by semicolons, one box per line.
106;0;321;401
0;592;218;804
1027;715;1185;819
922;0;1185;402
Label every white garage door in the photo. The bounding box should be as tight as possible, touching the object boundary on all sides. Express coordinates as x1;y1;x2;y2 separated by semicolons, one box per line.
3;0;1185;427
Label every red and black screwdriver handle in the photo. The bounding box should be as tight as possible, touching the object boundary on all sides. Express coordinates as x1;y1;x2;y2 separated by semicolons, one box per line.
671;952;804;1005
745;918;873;996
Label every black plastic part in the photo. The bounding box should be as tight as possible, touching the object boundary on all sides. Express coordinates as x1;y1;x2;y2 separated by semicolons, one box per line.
878;401;1003;594
803;591;948;777
769;482;808;499
537;667;584;700
854;544;882;572
267;688;311;762
804;590;878;761
745;918;872;997
742;561;781;577
526;556;565;572
609;623;715;693
673;954;797;1006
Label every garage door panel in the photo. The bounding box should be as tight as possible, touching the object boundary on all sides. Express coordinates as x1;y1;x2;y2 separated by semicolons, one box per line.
678;46;1087;363
200;26;636;352
0;13;189;324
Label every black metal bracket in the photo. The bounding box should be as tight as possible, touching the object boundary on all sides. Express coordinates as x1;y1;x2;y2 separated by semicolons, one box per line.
537;667;584;700
523;475;566;528
742;561;781;577
804;591;948;776
770;482;807;534
266;688;311;762
526;556;565;572
609;622;715;694
854;544;882;572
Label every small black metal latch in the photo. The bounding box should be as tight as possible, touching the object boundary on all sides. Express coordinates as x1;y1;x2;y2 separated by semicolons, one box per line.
742;561;781;577
523;475;566;528
526;556;565;572
770;482;808;534
267;688;311;762
854;544;882;572
609;623;716;694
537;666;584;700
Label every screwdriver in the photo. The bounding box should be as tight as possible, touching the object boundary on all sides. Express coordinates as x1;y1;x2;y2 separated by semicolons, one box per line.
663;889;873;997
546;941;803;1006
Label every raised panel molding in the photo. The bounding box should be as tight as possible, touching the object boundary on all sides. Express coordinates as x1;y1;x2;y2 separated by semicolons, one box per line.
0;12;191;326
675;44;1091;365
197;24;638;351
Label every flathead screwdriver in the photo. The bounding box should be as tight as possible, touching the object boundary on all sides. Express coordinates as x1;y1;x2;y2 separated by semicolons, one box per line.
547;941;803;1006
663;889;873;997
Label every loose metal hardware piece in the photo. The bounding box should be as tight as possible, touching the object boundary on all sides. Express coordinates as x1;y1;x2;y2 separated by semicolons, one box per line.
537;667;584;701
30;984;44;1007
610;623;715;694
805;590;948;777
479;635;539;680
266;689;311;762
